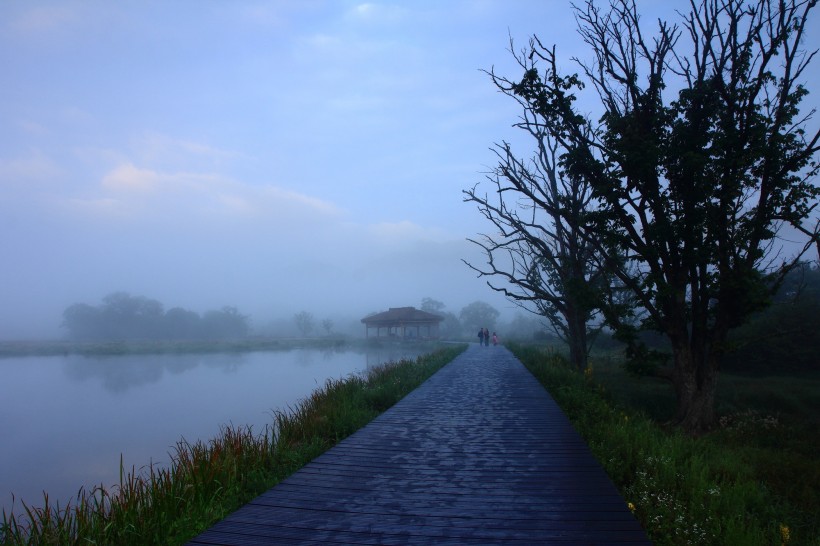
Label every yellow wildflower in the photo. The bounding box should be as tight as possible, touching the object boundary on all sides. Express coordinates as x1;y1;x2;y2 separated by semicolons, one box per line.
628;502;636;512
780;523;790;545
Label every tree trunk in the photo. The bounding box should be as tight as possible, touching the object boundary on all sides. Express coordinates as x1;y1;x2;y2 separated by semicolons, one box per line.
670;342;719;434
565;306;589;371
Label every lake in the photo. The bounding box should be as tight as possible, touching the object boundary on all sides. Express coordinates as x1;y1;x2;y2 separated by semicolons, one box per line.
0;344;433;518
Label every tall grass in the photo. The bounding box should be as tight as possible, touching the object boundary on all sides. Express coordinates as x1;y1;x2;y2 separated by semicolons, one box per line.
510;342;819;546
0;345;466;545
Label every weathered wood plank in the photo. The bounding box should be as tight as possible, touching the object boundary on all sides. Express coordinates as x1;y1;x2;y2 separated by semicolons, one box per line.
188;345;650;545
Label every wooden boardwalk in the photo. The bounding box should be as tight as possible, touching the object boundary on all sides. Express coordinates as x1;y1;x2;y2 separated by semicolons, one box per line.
188;344;650;545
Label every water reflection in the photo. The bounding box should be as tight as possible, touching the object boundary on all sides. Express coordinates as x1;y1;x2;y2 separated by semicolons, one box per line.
1;345;439;518
63;353;247;393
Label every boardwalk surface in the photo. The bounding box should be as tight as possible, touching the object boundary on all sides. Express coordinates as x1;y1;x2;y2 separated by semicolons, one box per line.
188;345;650;545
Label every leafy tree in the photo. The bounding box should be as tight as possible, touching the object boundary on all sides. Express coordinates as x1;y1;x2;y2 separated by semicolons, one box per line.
514;0;820;432
322;318;334;335
458;301;500;336
99;292;164;339
465;40;611;370
163;307;202;339
503;312;551;342
201;306;249;339
294;311;315;337
61;294;249;341
723;263;820;372
62;303;102;340
421;298;461;339
420;297;446;315
437;312;463;340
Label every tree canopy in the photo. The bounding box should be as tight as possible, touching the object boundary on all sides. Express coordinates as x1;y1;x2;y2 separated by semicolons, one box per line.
62;293;249;341
474;0;819;432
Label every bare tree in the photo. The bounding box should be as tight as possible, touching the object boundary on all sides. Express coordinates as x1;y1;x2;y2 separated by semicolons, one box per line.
515;0;820;432
464;39;610;370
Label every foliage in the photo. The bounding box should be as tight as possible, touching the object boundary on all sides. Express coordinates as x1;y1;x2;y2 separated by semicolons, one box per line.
506;0;820;432
458;300;499;334
292;311;315;337
501;312;553;341
321;318;333;335
0;345;467;545
509;342;819;545
62;293;249;342
723;263;820;373
465;44;611;370
420;298;463;339
419;297;445;314
596;263;820;374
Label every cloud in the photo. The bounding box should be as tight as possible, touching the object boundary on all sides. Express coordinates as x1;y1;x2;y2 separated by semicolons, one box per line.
348;3;410;24
101;163;159;192
134;132;244;167
87;161;345;230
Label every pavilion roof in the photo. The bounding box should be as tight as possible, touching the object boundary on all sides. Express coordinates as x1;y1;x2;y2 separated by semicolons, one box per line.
361;307;444;325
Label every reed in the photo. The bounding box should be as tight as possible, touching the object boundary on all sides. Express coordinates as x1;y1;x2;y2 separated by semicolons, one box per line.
510;342;819;546
0;345;465;545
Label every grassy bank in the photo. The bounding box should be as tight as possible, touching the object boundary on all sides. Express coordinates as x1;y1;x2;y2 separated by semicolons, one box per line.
0;344;466;545
510;342;819;546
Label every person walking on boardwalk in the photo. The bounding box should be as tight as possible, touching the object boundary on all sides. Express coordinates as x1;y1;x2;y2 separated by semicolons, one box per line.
478;328;485;345
492;332;498;346
483;327;490;346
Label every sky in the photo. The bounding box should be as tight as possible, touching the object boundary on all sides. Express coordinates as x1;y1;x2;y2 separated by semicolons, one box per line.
2;1;819;339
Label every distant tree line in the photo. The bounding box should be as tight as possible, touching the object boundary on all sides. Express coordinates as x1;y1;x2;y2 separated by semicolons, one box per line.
62;292;249;341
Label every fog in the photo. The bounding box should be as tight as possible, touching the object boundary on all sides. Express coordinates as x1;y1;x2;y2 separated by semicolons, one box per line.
1;225;517;340
2;2;818;341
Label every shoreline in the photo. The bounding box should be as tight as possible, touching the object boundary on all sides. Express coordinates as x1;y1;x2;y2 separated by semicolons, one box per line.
0;337;452;358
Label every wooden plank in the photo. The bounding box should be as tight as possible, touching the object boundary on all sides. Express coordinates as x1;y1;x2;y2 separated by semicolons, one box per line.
188;345;650;545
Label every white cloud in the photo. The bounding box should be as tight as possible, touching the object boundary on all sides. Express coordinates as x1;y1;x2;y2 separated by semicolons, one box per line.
90;162;344;229
348;3;409;24
134;132;244;166
101;163;160;193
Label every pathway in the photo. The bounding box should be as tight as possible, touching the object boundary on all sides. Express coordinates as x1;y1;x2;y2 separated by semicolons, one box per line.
188;344;650;545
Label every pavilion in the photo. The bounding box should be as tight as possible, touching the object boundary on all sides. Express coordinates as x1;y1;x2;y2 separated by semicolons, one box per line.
361;307;443;339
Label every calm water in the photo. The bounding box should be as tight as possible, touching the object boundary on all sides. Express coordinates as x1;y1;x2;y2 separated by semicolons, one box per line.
0;345;430;517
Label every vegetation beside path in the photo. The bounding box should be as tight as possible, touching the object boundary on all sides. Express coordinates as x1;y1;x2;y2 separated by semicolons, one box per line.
511;342;819;546
0;345;466;545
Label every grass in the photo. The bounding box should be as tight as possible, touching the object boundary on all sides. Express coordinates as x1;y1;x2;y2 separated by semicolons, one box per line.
510;342;820;546
0;344;466;545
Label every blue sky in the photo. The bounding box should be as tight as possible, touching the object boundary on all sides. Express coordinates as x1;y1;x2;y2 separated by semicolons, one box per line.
2;1;818;339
